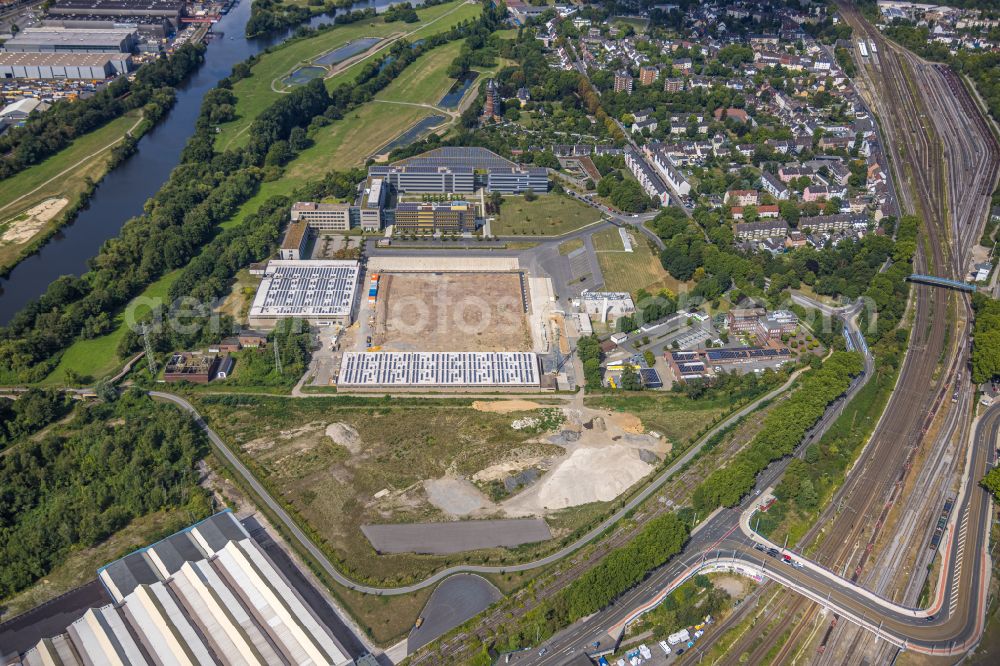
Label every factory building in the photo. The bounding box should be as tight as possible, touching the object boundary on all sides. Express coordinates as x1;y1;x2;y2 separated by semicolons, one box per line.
3;26;138;53
369;146;548;194
393;200;475;233
17;511;352;666
0;52;130;79
248;260;360;328
48;0;185;30
43;17;172;39
338;351;541;388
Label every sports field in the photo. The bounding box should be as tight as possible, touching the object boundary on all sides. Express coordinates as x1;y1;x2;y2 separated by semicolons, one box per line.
492;194;604;236
215;0;480;150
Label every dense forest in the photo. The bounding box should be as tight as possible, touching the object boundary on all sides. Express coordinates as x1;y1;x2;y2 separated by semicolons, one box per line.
971;294;1000;384
0;44;205;180
0;388;72;448
0;1;504;384
0;391;211;598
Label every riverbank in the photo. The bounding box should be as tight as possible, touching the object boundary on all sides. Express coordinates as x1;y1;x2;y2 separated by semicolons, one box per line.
0;113;145;276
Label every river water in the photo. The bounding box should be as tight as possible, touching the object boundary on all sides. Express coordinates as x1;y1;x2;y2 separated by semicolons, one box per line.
0;0;408;324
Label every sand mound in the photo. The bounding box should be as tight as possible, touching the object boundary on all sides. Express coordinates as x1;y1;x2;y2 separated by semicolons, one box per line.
504;446;653;514
472;400;544;413
607;411;643;434
325;422;362;454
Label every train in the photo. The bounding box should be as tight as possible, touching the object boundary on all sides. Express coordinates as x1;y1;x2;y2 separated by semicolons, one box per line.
858;40;869;58
928;497;955;550
869;40;878;54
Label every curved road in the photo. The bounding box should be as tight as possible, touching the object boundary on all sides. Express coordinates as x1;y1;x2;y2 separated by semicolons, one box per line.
522;399;996;665
148;360;811;595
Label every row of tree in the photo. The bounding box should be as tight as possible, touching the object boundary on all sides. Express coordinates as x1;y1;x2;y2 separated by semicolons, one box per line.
0;6;498;383
692;351;863;511
495;514;690;652
0;44;205;180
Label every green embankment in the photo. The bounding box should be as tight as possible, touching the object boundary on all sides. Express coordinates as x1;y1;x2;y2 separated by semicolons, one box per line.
215;0;480;150
43;269;181;384
0;112;141;272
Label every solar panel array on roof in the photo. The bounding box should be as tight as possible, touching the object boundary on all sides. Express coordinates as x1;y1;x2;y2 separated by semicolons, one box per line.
250;260;359;319
705;347;791;362
392;146;516;170
338;352;540;387
670;350;699;362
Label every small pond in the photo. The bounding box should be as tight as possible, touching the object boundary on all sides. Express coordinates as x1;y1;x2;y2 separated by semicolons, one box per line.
438;71;478;109
283;65;326;86
314;37;381;65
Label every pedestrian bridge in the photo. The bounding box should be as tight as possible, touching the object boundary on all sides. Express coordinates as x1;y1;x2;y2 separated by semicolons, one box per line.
907;274;977;292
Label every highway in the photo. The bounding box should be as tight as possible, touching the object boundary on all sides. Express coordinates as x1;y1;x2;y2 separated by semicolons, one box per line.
673;2;999;661
514;3;1000;662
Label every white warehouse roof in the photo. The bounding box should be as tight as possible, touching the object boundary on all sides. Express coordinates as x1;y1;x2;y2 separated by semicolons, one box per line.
19;512;352;666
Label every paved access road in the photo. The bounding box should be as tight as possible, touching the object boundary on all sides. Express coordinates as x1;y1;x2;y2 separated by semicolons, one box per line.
519;401;997;665
149;364;806;596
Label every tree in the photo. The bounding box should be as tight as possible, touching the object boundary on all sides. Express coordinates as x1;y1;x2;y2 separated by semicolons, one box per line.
982;467;1000;501
619;365;642;391
524;188;538;202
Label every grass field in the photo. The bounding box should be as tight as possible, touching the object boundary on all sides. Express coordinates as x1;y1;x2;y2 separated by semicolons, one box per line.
215;0;480;150
375;38;464;105
43;269;181;385
492;194;604;236
0;112;141;272
583;393;732;451
558;238;584;255
193;396;564;587
592;226;686;297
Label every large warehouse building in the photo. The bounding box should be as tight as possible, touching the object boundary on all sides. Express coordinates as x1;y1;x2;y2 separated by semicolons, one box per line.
48;0;185;28
338;351;541;388
368;146;548;194
2;26;138;53
17;511;353;666
248;260;360;328
0;52;130;79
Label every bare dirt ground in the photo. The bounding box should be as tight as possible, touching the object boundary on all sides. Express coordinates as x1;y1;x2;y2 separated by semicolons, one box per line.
0;197;69;245
472;400;545;413
373;272;531;352
502;445;655;515
423;477;492;516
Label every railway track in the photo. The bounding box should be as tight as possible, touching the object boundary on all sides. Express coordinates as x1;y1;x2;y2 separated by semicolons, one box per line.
691;3;994;662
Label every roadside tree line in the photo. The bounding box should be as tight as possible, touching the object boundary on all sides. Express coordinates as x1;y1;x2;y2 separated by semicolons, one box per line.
0;44;205;181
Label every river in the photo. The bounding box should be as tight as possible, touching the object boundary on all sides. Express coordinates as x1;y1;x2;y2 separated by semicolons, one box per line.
0;0;411;325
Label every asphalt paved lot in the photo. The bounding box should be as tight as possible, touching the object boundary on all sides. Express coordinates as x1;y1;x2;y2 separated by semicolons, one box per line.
0;579;110;659
407;574;502;653
363;519;552;555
